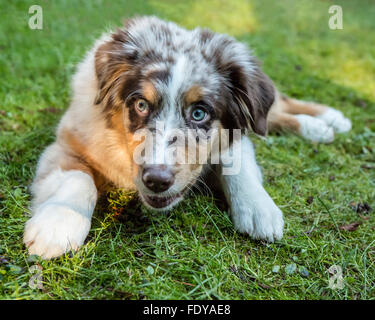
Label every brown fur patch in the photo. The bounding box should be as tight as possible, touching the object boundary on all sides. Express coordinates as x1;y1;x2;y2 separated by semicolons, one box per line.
60;129;110;191
119;108;145;178
184;85;203;106
94;41;132;107
267;112;301;133
267;94;330;133
283;98;327;116
142;81;159;105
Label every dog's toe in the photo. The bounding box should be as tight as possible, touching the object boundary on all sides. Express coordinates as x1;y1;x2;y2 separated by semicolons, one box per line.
232;198;284;243
24;204;90;260
295;114;335;143
317;108;352;133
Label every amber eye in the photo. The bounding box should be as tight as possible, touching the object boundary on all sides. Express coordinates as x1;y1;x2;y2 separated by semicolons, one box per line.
135;99;149;115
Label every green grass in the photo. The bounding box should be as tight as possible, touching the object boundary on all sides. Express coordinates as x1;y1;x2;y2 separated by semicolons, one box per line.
1;0;375;300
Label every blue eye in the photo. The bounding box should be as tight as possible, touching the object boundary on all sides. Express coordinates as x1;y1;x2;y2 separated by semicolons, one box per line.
191;107;207;122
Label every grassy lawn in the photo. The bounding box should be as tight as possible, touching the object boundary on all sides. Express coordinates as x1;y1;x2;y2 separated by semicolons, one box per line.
1;0;375;300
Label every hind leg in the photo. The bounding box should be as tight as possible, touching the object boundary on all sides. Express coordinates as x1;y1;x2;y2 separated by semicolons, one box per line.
283;97;351;133
268;111;335;143
267;93;351;142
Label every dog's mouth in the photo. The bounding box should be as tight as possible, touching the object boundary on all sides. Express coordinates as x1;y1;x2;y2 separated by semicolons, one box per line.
140;189;186;210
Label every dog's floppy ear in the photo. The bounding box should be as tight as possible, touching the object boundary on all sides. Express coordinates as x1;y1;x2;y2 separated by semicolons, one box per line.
94;24;137;105
226;61;275;136
94;41;115;105
202;32;275;135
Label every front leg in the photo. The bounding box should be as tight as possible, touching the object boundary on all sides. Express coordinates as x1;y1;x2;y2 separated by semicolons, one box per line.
24;144;98;259
219;135;284;242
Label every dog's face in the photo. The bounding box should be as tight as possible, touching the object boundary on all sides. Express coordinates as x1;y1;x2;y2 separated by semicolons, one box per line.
94;16;274;211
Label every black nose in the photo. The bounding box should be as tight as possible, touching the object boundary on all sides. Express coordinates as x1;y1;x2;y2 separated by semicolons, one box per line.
142;165;175;193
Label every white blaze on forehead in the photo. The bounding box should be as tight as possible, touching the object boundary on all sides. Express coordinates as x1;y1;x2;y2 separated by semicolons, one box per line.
151;55;190;164
168;55;188;103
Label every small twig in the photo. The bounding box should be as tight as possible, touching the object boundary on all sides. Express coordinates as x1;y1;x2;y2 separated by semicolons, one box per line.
172;279;196;287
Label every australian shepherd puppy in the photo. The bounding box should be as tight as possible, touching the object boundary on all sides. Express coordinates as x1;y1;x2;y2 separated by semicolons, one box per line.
24;16;351;259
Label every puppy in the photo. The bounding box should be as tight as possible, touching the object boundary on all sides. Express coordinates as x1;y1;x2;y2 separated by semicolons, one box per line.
23;16;351;259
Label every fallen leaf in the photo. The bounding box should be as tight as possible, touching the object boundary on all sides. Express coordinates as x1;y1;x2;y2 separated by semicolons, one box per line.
359;214;369;221
361;164;375;170
340;222;361;231
257;282;271;290
134;250;143;257
272;265;280;273
349;202;372;215
356;202;372;214
154;249;164;258
146;265;154;275
299;266;309;277
306;196;314;205
285;263;297;275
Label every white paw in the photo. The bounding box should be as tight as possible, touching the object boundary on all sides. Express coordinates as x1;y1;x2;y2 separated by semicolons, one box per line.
295;114;334;143
231;197;284;242
24;203;91;259
317;108;352;133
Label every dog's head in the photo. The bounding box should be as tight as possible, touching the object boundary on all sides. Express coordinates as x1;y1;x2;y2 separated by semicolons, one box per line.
94;16;274;210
